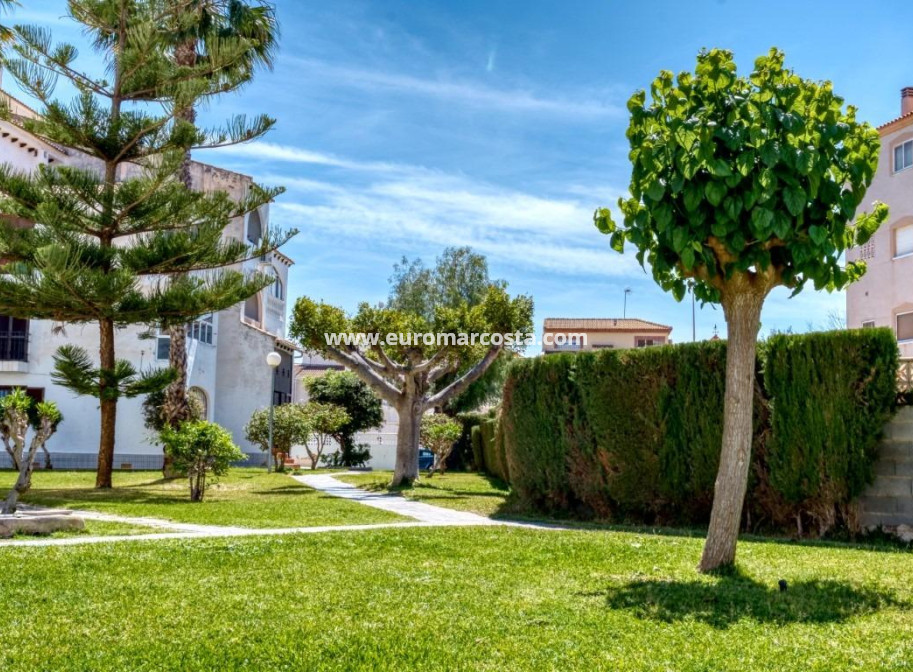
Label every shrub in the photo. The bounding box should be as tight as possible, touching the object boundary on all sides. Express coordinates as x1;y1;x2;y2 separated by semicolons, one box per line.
499;330;897;535
420;414;462;476
301;402;349;470
162;421;244;502
759;328;898;534
304;371;382;467
244;404;311;472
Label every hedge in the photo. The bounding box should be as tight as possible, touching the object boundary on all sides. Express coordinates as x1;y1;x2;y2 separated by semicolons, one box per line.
500;329;898;535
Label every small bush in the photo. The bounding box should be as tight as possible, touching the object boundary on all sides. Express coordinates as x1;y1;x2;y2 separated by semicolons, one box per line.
162;421;244;502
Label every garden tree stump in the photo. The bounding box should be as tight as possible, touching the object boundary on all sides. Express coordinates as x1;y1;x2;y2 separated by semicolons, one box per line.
0;512;85;538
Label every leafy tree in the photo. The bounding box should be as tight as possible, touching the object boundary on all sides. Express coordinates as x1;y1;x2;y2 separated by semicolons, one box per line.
388;246;515;414
244;403;311;472
304;370;383;467
160;0;280;431
161;420;243;502
291;254;533;486
595;48;887;572
301;402;349;470
2;388;62;514
420;414;461;476
0;1;291;488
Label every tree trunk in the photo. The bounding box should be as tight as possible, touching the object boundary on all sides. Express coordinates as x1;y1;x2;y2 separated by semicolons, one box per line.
162;324;190;477
391;394;421;487
3;456;32;514
96;317;117;489
698;290;764;573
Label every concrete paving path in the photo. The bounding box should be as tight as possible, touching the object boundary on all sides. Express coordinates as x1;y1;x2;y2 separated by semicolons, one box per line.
293;472;503;526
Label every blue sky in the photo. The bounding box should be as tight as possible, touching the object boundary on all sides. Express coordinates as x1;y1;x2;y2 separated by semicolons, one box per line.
11;1;913;344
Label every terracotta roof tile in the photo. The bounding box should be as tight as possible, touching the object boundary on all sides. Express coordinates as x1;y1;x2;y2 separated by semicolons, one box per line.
543;318;672;332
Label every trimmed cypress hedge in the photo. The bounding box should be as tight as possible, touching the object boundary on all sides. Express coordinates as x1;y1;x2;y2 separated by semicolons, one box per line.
500;329;898;535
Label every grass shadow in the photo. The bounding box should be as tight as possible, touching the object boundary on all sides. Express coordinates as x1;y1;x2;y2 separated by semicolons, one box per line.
596;569;902;629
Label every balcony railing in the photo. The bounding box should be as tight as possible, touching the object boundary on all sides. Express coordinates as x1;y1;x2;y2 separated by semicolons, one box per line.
0;331;28;362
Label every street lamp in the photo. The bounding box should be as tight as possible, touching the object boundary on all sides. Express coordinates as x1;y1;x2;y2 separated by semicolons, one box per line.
623;287;632;318
266;351;282;472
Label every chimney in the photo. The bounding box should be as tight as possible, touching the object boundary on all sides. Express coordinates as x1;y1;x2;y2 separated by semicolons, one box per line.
903;87;913;117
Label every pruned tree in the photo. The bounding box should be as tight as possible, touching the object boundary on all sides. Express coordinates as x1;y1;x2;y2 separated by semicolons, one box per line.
420;414;461;477
244;403;311;472
301;402;348;470
0;1;293;488
291;251;533;486
2;388;62;514
303;370;383;468
595;48;887;572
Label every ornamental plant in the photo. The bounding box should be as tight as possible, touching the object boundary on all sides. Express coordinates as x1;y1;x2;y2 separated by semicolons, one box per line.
2;389;63;514
595;48;887;572
420;414;462;476
161;421;244;502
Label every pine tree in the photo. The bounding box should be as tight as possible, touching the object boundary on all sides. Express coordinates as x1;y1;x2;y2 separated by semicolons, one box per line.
0;0;294;488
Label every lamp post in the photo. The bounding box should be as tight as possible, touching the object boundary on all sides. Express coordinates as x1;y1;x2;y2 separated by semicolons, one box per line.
266;351;282;472
623;287;632;318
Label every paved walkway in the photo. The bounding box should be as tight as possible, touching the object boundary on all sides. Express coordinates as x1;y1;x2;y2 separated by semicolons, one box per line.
292;473;503;526
2;473;514;548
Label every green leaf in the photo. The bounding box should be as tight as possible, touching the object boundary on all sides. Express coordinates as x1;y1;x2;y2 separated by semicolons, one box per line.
783;186;807;217
645;180;665;202
672;226;688;253
684;183;703;212
809;225;828;246
705;181;727;207
707;158;732;177
751;207;774;235
760;140;780;167
711;219;729;238
681;246;695;269
736;152;755;176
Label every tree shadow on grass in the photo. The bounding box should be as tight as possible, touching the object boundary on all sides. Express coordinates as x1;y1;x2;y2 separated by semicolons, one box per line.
596;569;902;629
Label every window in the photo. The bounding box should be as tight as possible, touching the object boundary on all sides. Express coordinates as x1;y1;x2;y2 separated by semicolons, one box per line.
188;314;213;345
898;312;913;342
895;140;913;173
243;294;260;324
156;331;171;360
269;267;283;300
636;338;657;348
896;225;913;258
862;320;875;329
247;209;262;245
0;315;28;361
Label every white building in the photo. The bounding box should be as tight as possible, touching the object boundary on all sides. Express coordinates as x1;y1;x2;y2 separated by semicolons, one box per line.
0;90;296;469
292;353;402;470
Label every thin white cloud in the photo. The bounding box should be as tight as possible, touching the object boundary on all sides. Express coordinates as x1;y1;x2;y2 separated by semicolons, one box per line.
288;57;622;118
212;142;406;173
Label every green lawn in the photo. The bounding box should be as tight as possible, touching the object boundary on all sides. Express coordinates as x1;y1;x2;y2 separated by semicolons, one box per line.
0;469;406;528
1;526;912;670
10;519;158;539
337;470;513;516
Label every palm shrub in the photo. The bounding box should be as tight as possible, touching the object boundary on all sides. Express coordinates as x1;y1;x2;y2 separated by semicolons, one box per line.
2;389;62;514
161;421;243;502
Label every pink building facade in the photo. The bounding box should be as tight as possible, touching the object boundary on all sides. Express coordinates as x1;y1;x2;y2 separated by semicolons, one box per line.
847;88;913;356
